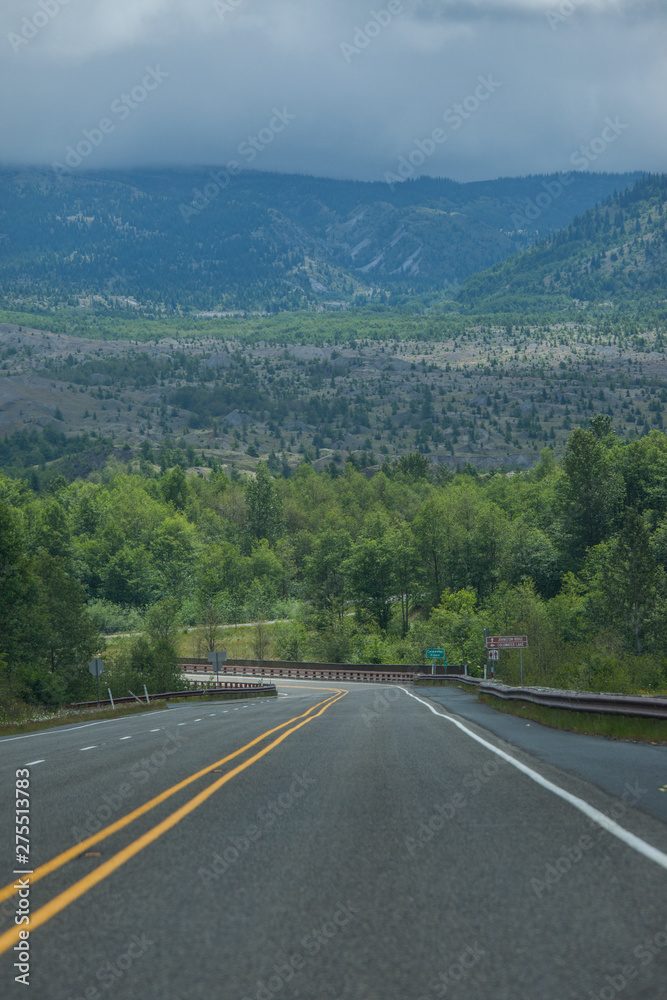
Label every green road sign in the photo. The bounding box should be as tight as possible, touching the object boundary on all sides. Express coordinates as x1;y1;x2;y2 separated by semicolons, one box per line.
426;648;445;658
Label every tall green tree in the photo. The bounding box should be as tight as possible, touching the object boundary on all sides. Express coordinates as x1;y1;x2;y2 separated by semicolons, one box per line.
413;494;450;607
585;514;663;654
429;588;482;669
304;529;351;619
559;426;624;564
32;554;101;700
389;523;420;635
0;498;35;674
245;463;283;545
344;536;394;631
145;596;183;691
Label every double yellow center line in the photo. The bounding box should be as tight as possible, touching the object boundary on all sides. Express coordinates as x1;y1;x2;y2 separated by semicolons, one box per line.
0;688;346;955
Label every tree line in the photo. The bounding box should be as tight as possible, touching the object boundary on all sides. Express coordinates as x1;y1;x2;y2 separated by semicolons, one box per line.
2;415;667;711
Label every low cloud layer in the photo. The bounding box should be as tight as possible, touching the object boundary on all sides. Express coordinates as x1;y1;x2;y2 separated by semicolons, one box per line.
1;0;664;181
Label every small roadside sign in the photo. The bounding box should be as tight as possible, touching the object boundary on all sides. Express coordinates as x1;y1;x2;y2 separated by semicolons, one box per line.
489;649;499;661
426;648;446;659
89;658;104;705
207;651;227;668
208;650;227;684
486;636;528;649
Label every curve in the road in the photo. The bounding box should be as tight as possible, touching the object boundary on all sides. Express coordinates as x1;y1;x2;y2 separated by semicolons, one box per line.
402;687;667;873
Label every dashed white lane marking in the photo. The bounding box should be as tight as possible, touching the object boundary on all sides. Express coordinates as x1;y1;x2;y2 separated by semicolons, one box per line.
26;760;45;766
400;687;667;874
0;707;187;744
79;746;97;752
209;714;216;717
120;737;132;741
150;729;161;733
177;723;187;727
194;719;202;723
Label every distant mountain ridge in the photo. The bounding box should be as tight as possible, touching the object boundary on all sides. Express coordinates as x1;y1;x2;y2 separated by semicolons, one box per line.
0;166;642;314
459;173;667;316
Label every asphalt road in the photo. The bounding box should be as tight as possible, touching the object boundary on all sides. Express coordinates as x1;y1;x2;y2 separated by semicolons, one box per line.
0;681;666;1000
417;684;667;823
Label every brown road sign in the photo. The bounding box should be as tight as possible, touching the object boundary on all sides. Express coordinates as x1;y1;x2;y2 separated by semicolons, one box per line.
486;636;528;649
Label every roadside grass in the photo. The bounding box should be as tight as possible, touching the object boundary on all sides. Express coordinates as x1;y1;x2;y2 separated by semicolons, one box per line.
104;625;276;662
0;700;169;737
414;679;480;694
477;693;667;744
0;687;277;737
179;625;276;661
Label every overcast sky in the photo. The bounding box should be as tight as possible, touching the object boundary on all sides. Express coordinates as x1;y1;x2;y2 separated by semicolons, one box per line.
1;0;665;182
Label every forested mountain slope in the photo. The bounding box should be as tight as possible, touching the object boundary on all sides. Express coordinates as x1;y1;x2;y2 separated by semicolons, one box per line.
459;173;667;316
0;167;639;313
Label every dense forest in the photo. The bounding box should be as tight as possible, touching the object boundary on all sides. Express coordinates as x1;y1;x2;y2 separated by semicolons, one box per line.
3;418;667;715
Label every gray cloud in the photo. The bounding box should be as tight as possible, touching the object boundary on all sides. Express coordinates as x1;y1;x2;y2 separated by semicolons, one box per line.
0;0;664;180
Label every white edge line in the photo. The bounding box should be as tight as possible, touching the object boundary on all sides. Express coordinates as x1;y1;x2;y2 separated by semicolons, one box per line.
0;707;189;744
399;687;667;874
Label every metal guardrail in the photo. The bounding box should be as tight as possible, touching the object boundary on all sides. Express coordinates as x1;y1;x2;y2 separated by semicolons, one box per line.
179;666;667;720
414;674;482;689
183;663;415;684
478;682;667;721
68;683;276;710
414;674;667;720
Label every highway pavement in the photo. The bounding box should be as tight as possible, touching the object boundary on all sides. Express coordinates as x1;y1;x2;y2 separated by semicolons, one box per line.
0;681;666;999
417;683;667;823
